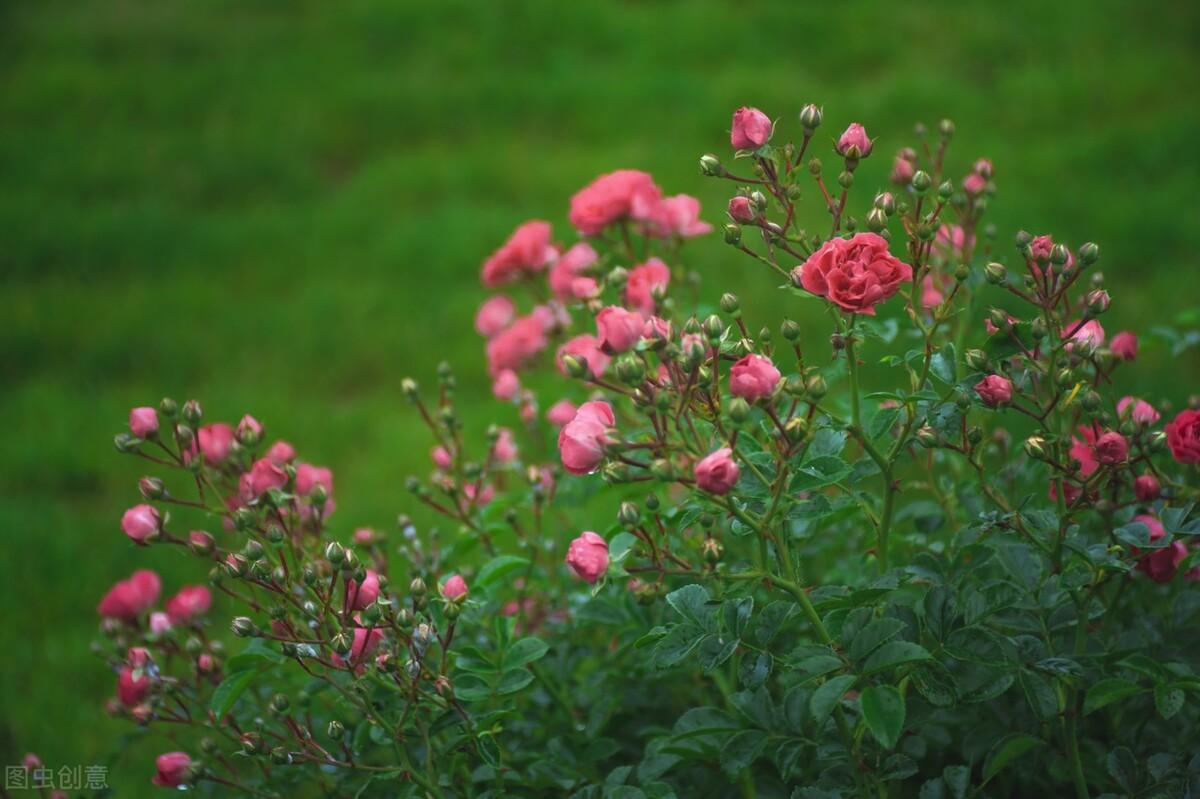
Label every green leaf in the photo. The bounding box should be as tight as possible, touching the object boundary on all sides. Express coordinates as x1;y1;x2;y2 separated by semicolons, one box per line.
862;641;932;675
607;532;640;563
652;624;705;668
665;584;714;629
1084;678;1142;715
942;765;969;799
210;669;261;719
930;344;956;384
982;733;1042;782
849;617;907;664
502;637;549;671
476;555;530;591
1106;746;1138;792
860;685;905;749
869;407;902;440
224;639;286;673
1154;683;1185;719
697;635;739;673
810;674;857;728
496;668;534;695
720;730;768;777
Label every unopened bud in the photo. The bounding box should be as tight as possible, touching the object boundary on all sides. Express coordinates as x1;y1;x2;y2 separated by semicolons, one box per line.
325;542;344;565
231;617;259;638
781;319;800;341
720;293;740;314
1086;289;1110;315
784;416;809;442
618;502;641;529
1023;436;1047;460
181;399;203;426
699;154;723;177
799;103;822;131
916;426;939;448
1078;242;1100;265
965;349;989;372
984;262;1007;285
806;375;828;399
723;224;742;245
866;207;887;233
911;170;932;193
729;397;751;424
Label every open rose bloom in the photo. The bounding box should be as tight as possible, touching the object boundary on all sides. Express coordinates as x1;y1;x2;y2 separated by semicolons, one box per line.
87;101;1200;799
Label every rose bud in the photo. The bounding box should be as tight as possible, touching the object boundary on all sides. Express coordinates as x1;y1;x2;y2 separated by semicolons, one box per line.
596;305;644;354
345;569;381;611
127;646;152;669
557;401;615;476
474;295;516;338
266;439;296;465
546;399;578;428
129;407;159;439
890;155;915;186
492;369;520;401
98;569;162;619
973;374;1013;407
151;752;193;788
565;531;610;584
441;574;468;600
121;503;161;544
188;529;214;556
1111;331;1138;361
1094;431;1129;464
1133;514;1188;583
149;611;173;635
730;106;772;150
117;665;151;707
196;423;235;465
1165;409;1200;464
728;196;756;223
729;354;781;402
694;448;741;495
1134;473;1161;502
1117;396;1161;426
236;414;263;444
963;172;986;196
836;123;873;159
197;653;215;673
166;585;213;624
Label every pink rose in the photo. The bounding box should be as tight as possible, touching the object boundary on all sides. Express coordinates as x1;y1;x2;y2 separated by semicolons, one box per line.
236;414;263;442
149;611;172;635
1165;409;1200;464
333;626;385;672
118;666;150;707
549;242;599;301
486;314;549;376
196;423;235;466
794;233;913;315
596;305;644;353
462;483;495;507
1094;431;1128;464
129;407;158;439
625;258;670;315
1133;515;1187;583
644;194;712;238
492;428;518;463
345;570;381;611
642;316;672;342
556;334;611;378
1069;426;1100;477
1135;473;1161;502
121;504;160;544
245;457;288;498
836;123;872;158
728;196;756;223
1111;331;1138;361
730;107;772;150
963;173;987;196
934;224;975;261
441;574;468;600
152;752;192;788
566;531;609;583
921;273;950;309
569;170;662;236
890;155;915;186
431;446;452;470
557;401;614;476
295;463;335;518
481;220;557;287
695;448;741;494
1117;396;1160;426
127;647;151;669
974;375;1013;407
1064;319;1105;352
547;399;579;428
475;295;516;338
266;440;296;465
166;585;213;623
97;569;161;619
729;354;781;402
492;369;520;400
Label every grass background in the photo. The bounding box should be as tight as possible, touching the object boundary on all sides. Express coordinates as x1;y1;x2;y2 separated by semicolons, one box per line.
2;0;1199;794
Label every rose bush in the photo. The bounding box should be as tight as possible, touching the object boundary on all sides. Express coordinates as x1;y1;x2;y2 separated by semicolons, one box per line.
75;102;1200;798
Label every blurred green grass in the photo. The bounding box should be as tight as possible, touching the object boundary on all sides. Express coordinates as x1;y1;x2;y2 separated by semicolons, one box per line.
2;0;1199;793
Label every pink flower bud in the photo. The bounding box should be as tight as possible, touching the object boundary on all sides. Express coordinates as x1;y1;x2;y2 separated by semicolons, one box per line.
557;401;614;476
129;407;159;439
547;399;579;428
694;448;741;494
596;305;644;353
462;482;495;507
728;196;755;223
431;446;453;470
1111;331;1138;361
475;295;516;338
23;753;41;771
441;574;468;599
118;665;151;707
1134;473;1161;502
624;258;670;315
890;155;915;185
236;414;263;442
730;107;772;150
266;440;296;465
151;752;192;787
345;570;381;611
196;423;235;465
556;334;611;378
973;375;1014;407
149;611;172;635
1133;514;1187;583
1094;431;1128;464
98;569;162;619
245;457;288;498
1117;396;1160;426
492;428;518;463
492;369;520;400
565;531;609;583
729;354;781;402
973;158;994;178
836;123;872;158
121;504;161;544
127;647;151;668
354;527;376;545
963;173;987;196
197;653;215;672
188;530;214;554
166;585;213;623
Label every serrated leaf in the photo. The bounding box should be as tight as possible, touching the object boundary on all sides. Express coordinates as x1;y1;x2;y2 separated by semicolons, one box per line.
720;730;768;777
1106;746;1138;791
502;637;549;671
1154;683;1185;719
810;674;857;728
666;584;714;629
860;685;905;749
982;733;1041;782
210;669;261;719
1084;678;1142;715
942;765;969;799
862;641;932;675
850;617;907;664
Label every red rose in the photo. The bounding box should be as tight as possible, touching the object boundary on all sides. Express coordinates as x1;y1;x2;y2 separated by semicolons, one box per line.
1166;409;1200;464
794;233;913;315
